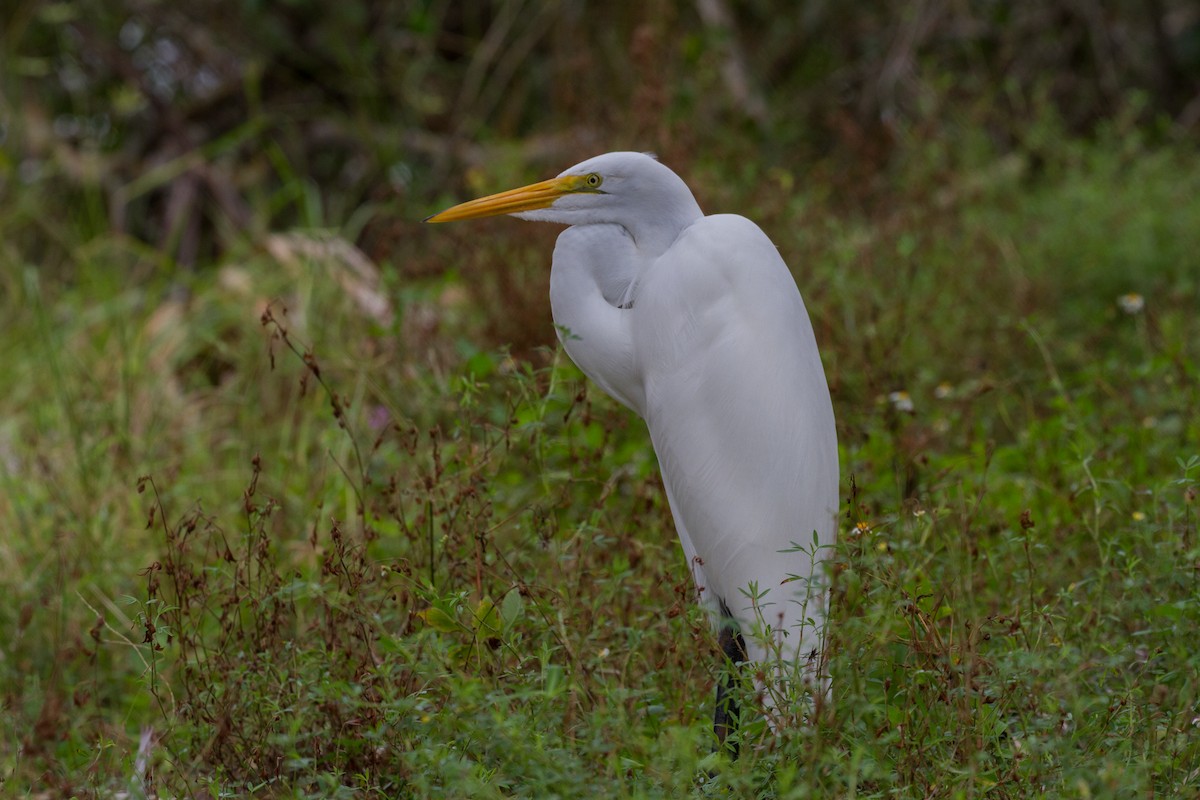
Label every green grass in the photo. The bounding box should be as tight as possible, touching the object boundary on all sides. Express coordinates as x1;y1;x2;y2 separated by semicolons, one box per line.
1;135;1198;798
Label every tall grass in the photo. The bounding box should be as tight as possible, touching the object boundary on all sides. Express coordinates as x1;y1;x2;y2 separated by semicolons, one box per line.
1;129;1198;797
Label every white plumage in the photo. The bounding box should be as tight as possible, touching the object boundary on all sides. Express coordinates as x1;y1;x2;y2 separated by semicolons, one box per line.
428;151;838;740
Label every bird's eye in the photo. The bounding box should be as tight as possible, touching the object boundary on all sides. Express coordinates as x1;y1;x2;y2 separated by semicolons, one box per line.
584;173;603;189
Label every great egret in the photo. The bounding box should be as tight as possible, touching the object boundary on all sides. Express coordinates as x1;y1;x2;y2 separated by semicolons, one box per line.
426;152;838;752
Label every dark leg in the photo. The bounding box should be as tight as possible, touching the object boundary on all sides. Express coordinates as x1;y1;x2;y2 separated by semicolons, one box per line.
713;603;748;758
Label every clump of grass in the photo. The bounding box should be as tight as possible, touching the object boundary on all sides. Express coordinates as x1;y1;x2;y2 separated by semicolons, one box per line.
2;125;1199;796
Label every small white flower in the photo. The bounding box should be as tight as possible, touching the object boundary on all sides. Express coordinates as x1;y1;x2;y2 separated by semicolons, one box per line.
1117;293;1145;315
934;382;953;399
888;391;914;413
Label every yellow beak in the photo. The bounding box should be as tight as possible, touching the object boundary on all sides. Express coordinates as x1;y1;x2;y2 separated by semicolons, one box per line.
424;174;588;223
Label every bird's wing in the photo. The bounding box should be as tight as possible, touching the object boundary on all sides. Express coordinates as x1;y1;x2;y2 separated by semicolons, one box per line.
549;224;644;413
633;214;838;661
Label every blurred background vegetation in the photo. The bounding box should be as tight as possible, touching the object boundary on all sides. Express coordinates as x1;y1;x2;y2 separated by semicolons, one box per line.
2;1;1200;797
5;0;1199;272
5;0;1199;361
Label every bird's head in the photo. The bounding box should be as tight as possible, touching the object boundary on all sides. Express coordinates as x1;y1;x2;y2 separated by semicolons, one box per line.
425;152;702;248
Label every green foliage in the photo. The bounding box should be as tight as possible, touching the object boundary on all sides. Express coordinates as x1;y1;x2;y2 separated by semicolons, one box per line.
2;3;1200;795
3;127;1199;795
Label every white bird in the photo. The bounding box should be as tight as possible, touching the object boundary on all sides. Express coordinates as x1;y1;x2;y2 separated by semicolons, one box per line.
426;152;838;752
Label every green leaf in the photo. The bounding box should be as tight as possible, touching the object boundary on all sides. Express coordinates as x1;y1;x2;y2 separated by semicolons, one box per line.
418;605;459;633
1150;602;1187;621
472;597;501;636
500;588;524;630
